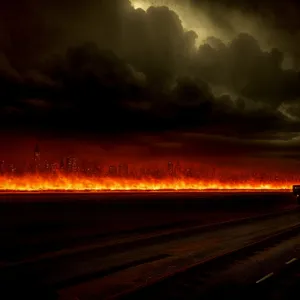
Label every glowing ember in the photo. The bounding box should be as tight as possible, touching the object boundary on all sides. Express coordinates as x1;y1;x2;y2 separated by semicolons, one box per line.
0;175;295;192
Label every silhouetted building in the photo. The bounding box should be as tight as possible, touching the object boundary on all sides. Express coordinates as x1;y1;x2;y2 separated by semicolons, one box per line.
95;165;103;176
34;144;40;161
153;169;160;178
109;165;118;177
44;160;50;172
66;157;77;173
168;161;173;176
66;157;72;172
34;144;41;173
51;163;58;174
118;164;123;176
60;159;64;171
8;164;16;175
0;160;4;175
174;161;181;177
71;157;78;173
118;164;129;177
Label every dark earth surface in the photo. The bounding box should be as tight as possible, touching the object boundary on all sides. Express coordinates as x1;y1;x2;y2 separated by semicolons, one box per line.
0;192;298;300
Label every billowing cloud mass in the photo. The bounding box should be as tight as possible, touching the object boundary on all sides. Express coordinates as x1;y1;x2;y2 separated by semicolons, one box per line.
1;0;300;161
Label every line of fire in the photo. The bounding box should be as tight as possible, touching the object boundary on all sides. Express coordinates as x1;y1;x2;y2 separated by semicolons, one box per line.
0;144;298;192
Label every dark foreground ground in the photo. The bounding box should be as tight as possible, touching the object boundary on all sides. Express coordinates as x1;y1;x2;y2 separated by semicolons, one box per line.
0;192;296;255
0;192;299;300
0;192;296;231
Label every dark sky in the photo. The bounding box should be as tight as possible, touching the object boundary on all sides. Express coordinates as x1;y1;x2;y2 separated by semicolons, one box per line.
1;0;300;165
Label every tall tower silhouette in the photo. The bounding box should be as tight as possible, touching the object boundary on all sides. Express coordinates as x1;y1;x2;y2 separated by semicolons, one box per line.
34;144;41;173
168;161;173;176
0;160;4;175
60;158;65;171
175;161;181;177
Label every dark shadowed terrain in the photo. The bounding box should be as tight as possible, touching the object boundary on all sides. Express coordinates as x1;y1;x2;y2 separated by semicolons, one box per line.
0;192;299;300
0;192;296;261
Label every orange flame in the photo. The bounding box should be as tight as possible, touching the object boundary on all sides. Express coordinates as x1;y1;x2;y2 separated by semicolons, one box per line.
0;175;296;192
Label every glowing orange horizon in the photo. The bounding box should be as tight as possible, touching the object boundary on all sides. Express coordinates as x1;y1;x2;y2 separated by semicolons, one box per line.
0;175;296;192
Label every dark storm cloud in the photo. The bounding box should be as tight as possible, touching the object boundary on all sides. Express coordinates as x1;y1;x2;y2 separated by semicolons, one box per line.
121;6;197;86
195;0;300;31
193;33;300;108
0;0;300;146
192;0;300;69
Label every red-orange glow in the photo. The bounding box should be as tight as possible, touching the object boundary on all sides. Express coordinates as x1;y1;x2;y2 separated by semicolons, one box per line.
0;175;296;192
